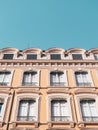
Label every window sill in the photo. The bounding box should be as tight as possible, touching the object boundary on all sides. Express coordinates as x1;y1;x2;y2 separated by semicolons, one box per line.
73;87;97;94
12;121;39;128
47;87;70;94
48;121;75;128
78;121;98;127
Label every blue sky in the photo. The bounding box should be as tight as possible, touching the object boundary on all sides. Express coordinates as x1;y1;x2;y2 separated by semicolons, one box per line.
0;0;98;50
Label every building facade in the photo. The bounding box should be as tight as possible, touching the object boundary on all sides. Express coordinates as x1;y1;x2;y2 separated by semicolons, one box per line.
0;47;98;130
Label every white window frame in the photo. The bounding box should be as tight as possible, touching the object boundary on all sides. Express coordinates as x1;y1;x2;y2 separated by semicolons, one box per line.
73;70;94;87
46;94;73;122
0;69;14;86
0;94;8;121
1;52;16;60
13;93;39;122
49;70;68;87
26;53;38;60
74;94;98;122
48;52;65;60
70;52;86;60
21;69;40;87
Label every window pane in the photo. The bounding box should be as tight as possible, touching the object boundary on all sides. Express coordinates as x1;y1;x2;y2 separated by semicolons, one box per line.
51;54;61;60
75;71;91;86
94;54;98;60
22;71;37;86
3;54;13;59
72;54;83;60
18;100;36;121
51;100;69;121
50;71;64;86
27;54;37;60
0;103;3;116
0;72;11;85
80;99;98;121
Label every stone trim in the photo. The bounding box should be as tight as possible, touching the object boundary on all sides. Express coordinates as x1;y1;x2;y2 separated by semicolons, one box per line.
46;93;73;122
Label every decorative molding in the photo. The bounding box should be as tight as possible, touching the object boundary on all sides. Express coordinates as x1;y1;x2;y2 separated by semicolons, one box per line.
47;88;70;94
74;88;97;94
47;128;75;130
16;88;40;94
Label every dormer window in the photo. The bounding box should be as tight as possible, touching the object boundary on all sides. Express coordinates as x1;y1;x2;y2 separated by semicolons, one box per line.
72;54;83;60
27;54;37;60
50;54;61;60
3;54;14;60
94;54;98;60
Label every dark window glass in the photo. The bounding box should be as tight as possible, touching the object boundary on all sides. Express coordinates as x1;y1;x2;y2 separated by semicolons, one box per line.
3;54;14;59
0;103;3;113
72;54;83;60
27;54;37;60
51;54;61;60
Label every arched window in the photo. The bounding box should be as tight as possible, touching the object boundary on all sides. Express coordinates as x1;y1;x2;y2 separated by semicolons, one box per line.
17;99;36;121
80;99;98;121
51;99;70;121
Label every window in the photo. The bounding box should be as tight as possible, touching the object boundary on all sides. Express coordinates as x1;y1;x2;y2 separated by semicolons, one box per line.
0;71;11;86
0;102;3;117
50;54;61;60
50;71;65;86
3;54;14;59
80;99;98;121
17;99;36;121
72;54;83;60
27;54;37;60
94;54;98;60
75;71;92;86
22;71;38;86
51;99;70;121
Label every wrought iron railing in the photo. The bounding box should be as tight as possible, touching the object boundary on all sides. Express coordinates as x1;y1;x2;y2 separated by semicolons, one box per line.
51;116;70;121
83;116;98;121
50;82;66;86
0;82;9;86
76;82;92;87
22;82;37;86
17;116;36;121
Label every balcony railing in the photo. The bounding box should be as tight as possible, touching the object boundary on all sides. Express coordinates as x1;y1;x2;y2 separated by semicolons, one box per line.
51;116;70;121
83;116;98;121
22;82;38;86
76;82;92;87
50;82;66;86
0;82;9;86
17;116;36;121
